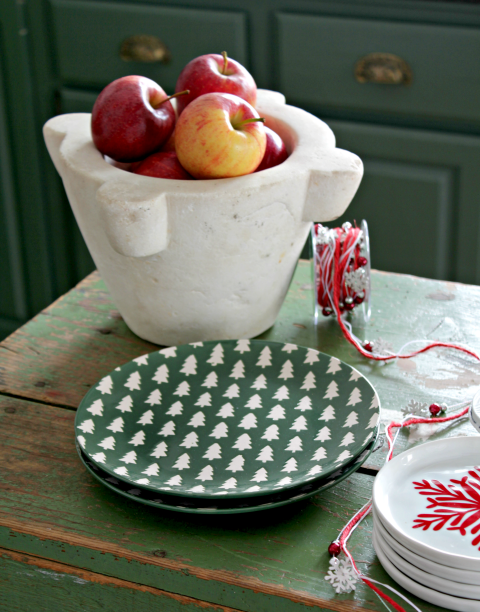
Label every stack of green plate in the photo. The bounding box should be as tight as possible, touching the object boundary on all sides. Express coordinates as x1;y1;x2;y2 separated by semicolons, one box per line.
75;340;380;514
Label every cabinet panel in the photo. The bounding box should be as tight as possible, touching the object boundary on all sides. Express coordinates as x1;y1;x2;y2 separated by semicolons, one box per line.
50;0;248;91
326;120;480;283
277;13;480;125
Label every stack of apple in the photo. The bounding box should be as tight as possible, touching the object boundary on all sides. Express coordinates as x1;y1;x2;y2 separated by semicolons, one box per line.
91;52;288;180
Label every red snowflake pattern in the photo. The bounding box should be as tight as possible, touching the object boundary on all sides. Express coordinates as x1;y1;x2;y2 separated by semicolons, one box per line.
413;467;480;549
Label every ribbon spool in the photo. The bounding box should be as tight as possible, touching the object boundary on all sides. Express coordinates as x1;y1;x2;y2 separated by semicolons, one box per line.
311;220;371;327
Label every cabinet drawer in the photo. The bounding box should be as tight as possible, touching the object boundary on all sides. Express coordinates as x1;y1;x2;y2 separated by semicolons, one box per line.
49;0;248;91
277;13;480;125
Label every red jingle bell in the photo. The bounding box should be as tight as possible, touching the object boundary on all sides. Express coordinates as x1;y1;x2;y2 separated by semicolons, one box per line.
358;256;368;267
328;541;341;556
429;403;442;416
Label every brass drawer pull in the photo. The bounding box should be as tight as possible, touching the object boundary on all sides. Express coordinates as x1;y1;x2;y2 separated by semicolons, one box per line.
120;35;171;63
354;53;412;85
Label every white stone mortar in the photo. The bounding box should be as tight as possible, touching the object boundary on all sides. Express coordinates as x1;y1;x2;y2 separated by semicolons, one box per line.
44;89;363;345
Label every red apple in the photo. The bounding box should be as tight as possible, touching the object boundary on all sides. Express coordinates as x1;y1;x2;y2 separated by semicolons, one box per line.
175;92;266;179
91;75;176;163
161;129;176;152
132;152;193;180
255;126;289;172
175;52;256;115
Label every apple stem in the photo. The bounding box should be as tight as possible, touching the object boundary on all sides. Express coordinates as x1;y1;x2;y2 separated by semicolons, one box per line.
236;117;265;128
155;90;190;107
221;50;228;75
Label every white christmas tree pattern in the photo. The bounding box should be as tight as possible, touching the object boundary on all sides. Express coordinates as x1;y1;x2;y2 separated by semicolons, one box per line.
223;384;240;398
220;478;237;490
326;357;342;375
159;346;176;358
308;465;323;477
173;453;190;470
349;369;363;382
301;372;316;391
343;411;359;428
166;401;183;416
207;344;224;366
137;410;154;425
77;436;86;449
276;477;292;487
233;433;252;450
245;394;262;410
282;343;298;353
97;376;113;394
256;445;274;462
107;417;124;433
180;432;199;448
256;346;272;368
203;443;222;460
267;405;285;420
315;426;331;442
230;360;245;379
158;420;175;436
251;468;268;482
304;349;320;365
273;385;289;401
290;416;308;431
251;374;267;390
201;372;218;388
319;405;335;421
217;403;234;418
312;447;327;461
335;450;352;463
324;380;339;400
262;425;279;441
78;419;94;434
226;455;245;472
370;394;380;410
98;436;115;450
87;399;104;416
188;411;205;427
120;450;137;464
347;387;362;406
135;478;150;485
234;339;250;353
142;463;159;476
145;389;161;406
116;395;133;413
210;422;228;438
189;485;205;493
196;465;214;481
125;371;141;391
340;432;355;446
133;355;149;366
180;355;197;376
92;452;106;464
282;458;298;473
151;441;168;458
128;430;145;446
368;413;379;429
279;360;294;380
285;436;303;452
238;413;257;429
190;342;203;347
152;364;169;385
295;396;312;412
114;466;128;476
195;393;212;407
166;475;182;486
174;381;190;397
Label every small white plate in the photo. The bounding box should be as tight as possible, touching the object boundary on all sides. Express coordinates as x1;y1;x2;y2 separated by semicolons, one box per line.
373;436;480;571
373;509;480;586
372;530;480;612
374;523;480;599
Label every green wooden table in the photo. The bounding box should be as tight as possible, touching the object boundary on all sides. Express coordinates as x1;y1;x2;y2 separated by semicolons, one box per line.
1;260;479;612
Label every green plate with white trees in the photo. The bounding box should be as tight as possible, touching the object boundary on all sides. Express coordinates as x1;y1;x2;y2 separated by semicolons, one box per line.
75;340;380;499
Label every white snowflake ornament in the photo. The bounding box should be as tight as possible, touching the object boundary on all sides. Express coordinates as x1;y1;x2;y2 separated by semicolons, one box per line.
402;399;429;419
344;268;368;293
325;555;358;594
371;337;394;356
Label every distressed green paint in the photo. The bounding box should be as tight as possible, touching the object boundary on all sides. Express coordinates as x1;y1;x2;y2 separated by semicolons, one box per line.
0;395;437;612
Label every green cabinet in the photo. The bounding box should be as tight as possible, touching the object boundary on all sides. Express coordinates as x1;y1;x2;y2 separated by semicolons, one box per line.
3;0;480;340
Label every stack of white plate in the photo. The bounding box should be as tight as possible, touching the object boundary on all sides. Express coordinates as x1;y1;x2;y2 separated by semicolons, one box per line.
372;436;480;612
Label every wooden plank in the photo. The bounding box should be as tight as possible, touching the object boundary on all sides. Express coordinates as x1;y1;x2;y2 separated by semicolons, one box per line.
1;263;479;468
0;394;447;612
0;547;243;612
